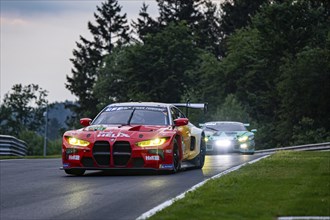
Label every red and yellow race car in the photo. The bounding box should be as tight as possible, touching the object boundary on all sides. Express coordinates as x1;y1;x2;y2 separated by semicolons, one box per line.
61;102;206;175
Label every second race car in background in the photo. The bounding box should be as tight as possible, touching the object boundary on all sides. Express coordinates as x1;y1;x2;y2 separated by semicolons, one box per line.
200;121;256;154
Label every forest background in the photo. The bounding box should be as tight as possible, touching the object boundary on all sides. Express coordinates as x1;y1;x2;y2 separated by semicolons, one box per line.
1;0;329;155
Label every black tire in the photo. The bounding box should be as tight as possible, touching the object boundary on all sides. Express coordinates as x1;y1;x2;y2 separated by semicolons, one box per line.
194;135;206;169
64;169;85;176
172;139;181;173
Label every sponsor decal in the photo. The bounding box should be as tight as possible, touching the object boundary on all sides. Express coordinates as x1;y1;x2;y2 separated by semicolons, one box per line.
97;131;130;138
146;155;160;161
87;125;106;131
165;149;172;154
105;106;167;112
159;164;174;169
63;163;70;168
68;155;80;160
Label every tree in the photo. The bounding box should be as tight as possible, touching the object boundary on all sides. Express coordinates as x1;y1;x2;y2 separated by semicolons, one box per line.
66;0;130;119
131;3;159;42
218;0;330;147
195;1;222;57
212;94;248;121
0;84;48;136
94;22;206;105
218;0;268;56
277;46;330;144
156;0;204;26
155;0;222;57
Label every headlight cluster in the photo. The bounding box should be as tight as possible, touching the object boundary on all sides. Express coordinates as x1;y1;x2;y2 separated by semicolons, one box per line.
238;136;249;142
136;137;168;147
67;137;90;147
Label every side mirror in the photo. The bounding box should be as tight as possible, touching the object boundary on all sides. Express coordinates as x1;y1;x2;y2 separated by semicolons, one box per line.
80;118;92;127
174;118;189;127
251;129;257;133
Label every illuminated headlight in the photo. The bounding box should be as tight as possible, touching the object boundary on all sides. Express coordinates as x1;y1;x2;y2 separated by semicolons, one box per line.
240;143;248;149
216;139;231;147
205;137;209;142
136;138;168;147
67;137;90;147
238;136;249;142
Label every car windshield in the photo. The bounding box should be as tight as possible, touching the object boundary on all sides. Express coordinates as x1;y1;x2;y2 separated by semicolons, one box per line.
203;122;247;132
92;106;169;126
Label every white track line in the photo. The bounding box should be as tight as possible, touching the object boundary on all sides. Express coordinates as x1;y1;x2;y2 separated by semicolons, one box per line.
278;217;330;220
136;154;271;220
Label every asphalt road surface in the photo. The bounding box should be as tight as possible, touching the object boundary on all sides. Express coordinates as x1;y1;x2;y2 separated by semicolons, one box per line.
0;154;265;220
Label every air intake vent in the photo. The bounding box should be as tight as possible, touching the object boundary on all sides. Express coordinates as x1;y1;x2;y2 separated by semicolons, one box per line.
113;141;131;166
93;141;110;166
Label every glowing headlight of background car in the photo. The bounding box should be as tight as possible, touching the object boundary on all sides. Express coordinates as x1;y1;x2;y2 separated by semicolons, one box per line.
240;143;248;149
238;136;249;142
136;137;168;147
215;139;231;147
67;137;90;147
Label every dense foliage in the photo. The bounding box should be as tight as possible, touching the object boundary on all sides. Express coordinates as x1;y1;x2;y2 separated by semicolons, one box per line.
0;84;70;155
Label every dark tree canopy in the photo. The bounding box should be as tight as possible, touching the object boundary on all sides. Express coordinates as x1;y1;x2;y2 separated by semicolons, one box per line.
66;0;130;118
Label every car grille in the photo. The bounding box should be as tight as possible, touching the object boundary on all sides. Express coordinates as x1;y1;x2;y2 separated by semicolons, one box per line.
113;141;131;167
92;141;131;167
93;141;111;166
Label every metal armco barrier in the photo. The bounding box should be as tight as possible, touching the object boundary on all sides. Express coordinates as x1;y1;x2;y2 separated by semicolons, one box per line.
256;142;330;154
0;135;28;156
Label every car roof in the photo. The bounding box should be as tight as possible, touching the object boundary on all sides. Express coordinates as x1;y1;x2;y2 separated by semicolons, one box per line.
107;102;173;108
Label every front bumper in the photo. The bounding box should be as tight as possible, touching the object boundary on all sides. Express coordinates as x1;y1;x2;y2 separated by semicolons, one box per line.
62;140;175;171
206;140;255;154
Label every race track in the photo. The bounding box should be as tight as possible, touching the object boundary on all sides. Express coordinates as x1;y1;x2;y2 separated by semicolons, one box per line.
0;154;265;220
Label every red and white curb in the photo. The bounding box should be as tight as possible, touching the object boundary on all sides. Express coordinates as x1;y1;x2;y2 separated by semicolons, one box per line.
136;154;271;220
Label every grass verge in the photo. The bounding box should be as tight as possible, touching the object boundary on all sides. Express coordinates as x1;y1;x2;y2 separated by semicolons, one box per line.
0;155;61;160
149;151;330;220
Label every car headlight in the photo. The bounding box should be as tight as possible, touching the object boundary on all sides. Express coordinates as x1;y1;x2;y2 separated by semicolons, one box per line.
216;139;231;147
238;136;249;142
136;137;168;147
67;137;90;147
240;143;248;149
205;137;209;142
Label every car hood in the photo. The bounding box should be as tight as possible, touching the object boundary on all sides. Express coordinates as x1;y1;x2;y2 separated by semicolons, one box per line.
65;124;174;142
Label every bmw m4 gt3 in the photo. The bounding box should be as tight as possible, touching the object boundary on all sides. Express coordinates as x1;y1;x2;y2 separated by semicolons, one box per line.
61;102;206;175
201;121;256;155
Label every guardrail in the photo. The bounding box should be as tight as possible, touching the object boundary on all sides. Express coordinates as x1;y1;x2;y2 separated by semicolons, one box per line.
256;142;330;154
0;135;28;156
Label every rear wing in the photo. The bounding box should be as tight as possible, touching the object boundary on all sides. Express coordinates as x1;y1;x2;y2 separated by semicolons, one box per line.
172;101;208;117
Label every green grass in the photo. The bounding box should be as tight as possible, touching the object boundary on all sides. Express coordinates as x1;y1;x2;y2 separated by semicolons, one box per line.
150;151;330;220
0;155;61;160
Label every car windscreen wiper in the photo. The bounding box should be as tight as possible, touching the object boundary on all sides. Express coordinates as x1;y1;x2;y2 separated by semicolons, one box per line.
126;108;136;125
205;126;219;132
